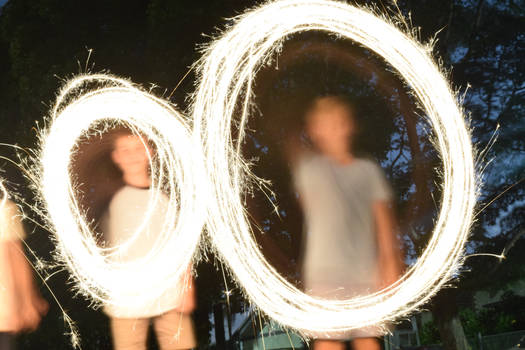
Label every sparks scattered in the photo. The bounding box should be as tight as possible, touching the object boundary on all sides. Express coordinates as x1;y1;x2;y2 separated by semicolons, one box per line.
191;0;476;335
35;74;207;310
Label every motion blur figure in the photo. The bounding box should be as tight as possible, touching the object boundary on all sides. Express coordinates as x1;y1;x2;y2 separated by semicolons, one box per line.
101;128;196;350
0;193;48;350
290;96;402;350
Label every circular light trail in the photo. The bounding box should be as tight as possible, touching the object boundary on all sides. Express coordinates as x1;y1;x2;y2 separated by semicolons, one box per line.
37;74;206;310
191;0;476;335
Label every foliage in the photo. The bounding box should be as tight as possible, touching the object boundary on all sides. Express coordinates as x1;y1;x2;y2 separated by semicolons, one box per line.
460;292;525;338
459;309;483;338
420;320;442;345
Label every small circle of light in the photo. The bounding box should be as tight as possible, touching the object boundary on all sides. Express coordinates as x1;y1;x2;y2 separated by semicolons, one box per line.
37;74;206;310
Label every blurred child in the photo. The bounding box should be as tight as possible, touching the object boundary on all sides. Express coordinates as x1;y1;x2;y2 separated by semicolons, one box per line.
101;129;196;350
0;191;48;350
291;96;402;350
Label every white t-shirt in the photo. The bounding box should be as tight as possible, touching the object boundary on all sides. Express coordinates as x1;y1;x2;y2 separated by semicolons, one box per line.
293;154;391;297
101;185;190;318
0;199;26;331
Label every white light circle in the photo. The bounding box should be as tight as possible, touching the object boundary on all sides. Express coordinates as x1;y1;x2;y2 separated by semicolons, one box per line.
192;0;476;334
38;75;206;309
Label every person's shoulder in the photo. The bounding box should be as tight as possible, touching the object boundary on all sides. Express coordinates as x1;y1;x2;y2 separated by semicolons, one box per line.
110;186;157;209
301;151;329;166
355;157;385;175
295;152;332;177
108;186;141;208
110;186;131;201
355;157;378;168
356;157;392;200
294;150;314;168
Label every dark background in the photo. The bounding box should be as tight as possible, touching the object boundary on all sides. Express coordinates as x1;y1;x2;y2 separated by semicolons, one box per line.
0;0;523;349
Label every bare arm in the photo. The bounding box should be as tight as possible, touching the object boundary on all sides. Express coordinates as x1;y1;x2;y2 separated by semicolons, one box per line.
283;131;308;167
372;200;403;289
178;267;196;314
4;240;48;332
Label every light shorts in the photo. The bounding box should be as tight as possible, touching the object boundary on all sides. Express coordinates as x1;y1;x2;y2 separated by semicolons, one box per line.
304;282;386;340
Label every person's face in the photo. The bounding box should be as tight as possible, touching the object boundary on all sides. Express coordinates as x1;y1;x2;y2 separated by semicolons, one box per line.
111;135;150;176
306;105;355;154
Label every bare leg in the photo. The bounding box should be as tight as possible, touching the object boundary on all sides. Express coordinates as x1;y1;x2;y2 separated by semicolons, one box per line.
110;317;149;350
314;339;345;350
153;309;196;350
352;337;380;350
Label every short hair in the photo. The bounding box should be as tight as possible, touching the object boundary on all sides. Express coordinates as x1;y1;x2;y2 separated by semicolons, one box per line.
109;125;139;147
109;125;153;152
304;95;356;123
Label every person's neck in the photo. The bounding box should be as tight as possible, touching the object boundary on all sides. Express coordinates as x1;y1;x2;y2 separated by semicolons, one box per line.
323;147;354;165
123;173;151;188
328;152;354;165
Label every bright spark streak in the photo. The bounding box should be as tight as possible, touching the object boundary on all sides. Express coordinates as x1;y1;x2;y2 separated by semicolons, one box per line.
35;74;207;311
191;0;476;336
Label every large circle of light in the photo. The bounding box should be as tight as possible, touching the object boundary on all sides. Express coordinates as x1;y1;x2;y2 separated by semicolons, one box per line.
192;0;476;335
37;75;206;309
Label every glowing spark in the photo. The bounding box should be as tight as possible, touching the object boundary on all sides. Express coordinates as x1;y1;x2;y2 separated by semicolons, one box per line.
191;0;476;335
35;74;207;310
465;253;505;260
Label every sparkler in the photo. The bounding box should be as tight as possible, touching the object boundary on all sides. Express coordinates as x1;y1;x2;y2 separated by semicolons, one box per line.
191;0;476;336
35;74;207;310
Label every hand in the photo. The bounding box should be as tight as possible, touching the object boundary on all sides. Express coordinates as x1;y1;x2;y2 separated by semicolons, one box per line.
379;263;400;289
14;293;49;333
378;256;403;290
